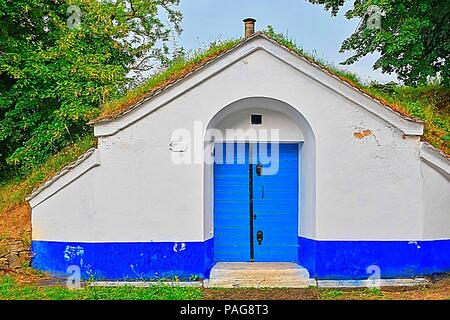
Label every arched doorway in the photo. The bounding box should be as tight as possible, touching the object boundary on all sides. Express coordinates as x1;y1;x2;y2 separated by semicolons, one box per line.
203;97;316;264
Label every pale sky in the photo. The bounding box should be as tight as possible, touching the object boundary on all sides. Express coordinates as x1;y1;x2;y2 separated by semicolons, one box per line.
177;0;397;84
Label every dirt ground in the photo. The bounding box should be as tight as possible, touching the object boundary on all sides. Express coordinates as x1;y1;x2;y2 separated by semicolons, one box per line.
202;275;450;300
0;203;31;241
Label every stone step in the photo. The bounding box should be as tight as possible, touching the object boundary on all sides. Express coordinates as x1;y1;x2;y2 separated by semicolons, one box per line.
207;262;316;288
207;279;315;288
210;269;310;279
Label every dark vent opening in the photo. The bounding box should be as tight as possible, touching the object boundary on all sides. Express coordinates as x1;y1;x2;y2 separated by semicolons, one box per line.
251;114;262;125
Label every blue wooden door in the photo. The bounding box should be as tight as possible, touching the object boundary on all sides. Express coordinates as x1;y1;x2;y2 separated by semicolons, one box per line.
214;143;298;262
252;143;299;261
214;143;250;261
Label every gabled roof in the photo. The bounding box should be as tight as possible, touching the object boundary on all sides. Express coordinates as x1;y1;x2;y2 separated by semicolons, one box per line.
90;32;424;126
90;32;424;139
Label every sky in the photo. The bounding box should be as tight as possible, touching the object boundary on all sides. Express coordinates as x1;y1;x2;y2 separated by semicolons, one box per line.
176;0;397;84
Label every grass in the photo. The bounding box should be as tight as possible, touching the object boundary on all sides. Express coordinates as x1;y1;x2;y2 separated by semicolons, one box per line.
264;25;364;88
321;289;345;299
314;287;386;300
366;85;450;155
95;26;366;124
1;272;449;300
0;275;202;300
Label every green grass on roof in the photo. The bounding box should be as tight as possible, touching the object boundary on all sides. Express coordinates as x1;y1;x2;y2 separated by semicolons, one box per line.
94;38;242;122
264;26;363;87
366;85;450;154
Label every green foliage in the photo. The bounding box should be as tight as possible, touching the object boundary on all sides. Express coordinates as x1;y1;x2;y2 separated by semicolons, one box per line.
365;287;383;297
366;84;450;154
0;0;182;179
309;0;450;86
0;275;202;300
322;289;344;299
308;0;346;16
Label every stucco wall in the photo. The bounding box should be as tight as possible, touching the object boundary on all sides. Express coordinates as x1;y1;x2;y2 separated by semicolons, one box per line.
32;167;97;242
421;160;450;240
213;108;304;141
32;38;448;245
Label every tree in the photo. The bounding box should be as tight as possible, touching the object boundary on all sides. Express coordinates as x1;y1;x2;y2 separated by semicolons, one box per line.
0;0;182;178
308;0;450;86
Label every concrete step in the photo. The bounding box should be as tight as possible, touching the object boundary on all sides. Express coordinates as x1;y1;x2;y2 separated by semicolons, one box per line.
207;262;316;288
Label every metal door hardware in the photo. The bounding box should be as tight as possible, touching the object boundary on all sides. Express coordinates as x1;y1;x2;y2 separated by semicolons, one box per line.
256;230;263;245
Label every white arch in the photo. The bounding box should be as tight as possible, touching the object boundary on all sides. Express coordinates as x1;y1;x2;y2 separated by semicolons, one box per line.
203;96;317;247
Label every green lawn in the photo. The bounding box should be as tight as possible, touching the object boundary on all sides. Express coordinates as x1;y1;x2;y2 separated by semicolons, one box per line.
1;273;448;300
0;275;202;300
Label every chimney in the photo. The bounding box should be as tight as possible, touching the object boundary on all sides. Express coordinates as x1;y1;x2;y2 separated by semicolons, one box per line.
243;18;256;38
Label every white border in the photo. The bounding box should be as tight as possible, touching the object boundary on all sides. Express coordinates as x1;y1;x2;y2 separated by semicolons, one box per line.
420;142;450;177
27;149;101;208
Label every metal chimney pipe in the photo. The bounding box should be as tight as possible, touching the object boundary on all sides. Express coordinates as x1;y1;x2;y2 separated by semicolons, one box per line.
243;18;256;38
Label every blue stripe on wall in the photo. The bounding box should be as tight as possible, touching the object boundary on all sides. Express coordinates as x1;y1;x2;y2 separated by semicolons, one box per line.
298;237;450;279
32;239;214;280
32;237;450;280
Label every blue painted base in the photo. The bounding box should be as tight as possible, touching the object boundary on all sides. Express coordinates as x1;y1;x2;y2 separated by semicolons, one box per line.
32;239;214;280
32;237;450;280
299;237;450;279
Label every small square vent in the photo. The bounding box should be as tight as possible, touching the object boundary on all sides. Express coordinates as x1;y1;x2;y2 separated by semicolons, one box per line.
251;114;262;125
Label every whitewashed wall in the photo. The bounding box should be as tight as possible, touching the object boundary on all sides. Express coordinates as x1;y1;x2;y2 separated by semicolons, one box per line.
421;160;450;240
31;36;449;243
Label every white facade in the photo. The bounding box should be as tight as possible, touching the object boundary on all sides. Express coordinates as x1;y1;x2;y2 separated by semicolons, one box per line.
28;34;450;279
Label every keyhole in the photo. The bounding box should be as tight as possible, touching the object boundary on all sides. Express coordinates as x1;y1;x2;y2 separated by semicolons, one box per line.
256;163;263;176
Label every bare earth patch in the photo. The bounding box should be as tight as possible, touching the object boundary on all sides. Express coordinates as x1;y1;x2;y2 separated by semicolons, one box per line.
202;287;320;300
0;203;31;242
202;275;450;300
0;268;54;286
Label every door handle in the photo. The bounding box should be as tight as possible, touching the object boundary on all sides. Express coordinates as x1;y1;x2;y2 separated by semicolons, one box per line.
256;163;263;176
256;230;263;245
